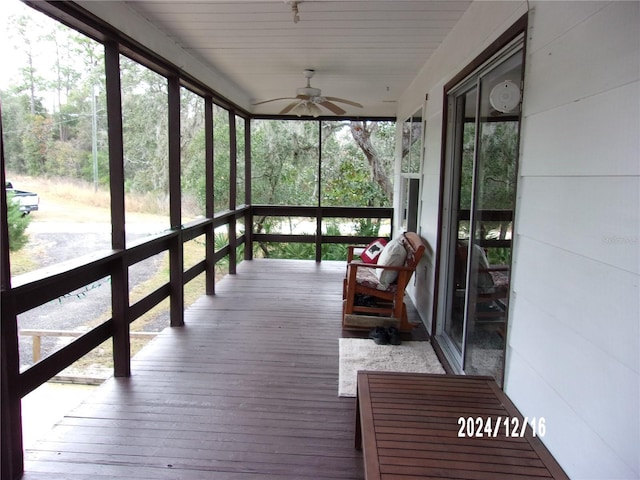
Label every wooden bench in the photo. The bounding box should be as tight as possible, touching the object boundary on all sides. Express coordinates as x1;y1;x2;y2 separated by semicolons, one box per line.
342;232;425;332
355;371;569;480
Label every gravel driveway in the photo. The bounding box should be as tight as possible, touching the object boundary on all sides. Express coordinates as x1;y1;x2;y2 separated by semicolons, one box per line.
17;219;168;371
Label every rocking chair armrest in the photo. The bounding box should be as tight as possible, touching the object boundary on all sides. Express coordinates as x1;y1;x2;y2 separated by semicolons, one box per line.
346;245;366;262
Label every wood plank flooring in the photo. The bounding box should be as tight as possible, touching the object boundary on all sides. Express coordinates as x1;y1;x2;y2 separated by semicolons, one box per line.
23;259;364;479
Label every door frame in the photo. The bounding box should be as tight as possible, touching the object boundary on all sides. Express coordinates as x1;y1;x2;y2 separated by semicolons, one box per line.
431;14;528;378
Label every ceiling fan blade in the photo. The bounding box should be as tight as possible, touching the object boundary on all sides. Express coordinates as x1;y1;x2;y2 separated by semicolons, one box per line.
319;101;346;115
279;101;301;115
252;97;297;106
324;96;363;108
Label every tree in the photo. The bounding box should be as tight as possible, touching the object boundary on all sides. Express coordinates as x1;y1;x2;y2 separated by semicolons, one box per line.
120;57;170;195
8;14;48;116
349;121;394;202
251;119;318;206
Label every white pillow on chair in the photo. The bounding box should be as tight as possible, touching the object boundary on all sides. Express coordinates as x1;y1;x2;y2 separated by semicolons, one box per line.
375;238;407;288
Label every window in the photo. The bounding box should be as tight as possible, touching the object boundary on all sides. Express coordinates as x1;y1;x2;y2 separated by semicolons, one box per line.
400;108;424;232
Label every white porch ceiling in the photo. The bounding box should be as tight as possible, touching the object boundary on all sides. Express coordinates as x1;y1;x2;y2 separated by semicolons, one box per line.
121;0;473;117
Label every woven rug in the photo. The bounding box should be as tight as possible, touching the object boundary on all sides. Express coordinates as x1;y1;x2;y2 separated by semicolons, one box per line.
338;338;445;397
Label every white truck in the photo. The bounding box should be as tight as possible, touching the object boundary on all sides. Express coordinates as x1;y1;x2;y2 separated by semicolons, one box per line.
6;181;39;214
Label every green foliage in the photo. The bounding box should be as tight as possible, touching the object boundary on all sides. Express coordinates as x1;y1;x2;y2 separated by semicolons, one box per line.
254;220;383;261
322;160;387;207
21;114;52;175
212;231;244;273
486;247;511;265
121;57;169;195
461;121;517;211
354;219;381;237
321;121;394;207
270;243;316;260
321;223;348;260
6;194;31;251
251;119;318;206
213;107;231;211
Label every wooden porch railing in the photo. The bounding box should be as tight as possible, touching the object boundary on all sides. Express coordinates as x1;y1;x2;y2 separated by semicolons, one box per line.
4;207;250;399
251;205;393;262
20;329;158;364
4;204;393;399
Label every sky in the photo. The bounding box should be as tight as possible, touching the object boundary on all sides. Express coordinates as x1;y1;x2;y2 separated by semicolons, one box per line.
0;0;86;113
0;0;27;89
0;0;58;92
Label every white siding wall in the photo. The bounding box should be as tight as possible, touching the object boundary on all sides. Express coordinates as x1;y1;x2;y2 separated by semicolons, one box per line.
397;1;639;478
509;2;639;477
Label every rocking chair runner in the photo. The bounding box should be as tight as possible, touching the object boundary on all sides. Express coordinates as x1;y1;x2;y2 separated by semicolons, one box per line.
342;232;426;332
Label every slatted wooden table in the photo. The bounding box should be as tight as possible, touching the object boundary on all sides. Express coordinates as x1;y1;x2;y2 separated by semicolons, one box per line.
355;371;569;480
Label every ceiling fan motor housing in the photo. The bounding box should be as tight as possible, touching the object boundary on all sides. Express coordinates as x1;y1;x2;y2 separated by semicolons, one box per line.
297;86;322;97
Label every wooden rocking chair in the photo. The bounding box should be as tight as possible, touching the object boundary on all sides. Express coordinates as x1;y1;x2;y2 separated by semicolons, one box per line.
342;232;426;332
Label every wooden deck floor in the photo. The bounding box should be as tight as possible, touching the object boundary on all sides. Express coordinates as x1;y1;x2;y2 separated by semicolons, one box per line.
22;259;367;479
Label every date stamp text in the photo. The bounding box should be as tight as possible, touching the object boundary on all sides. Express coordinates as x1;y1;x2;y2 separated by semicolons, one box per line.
457;416;546;438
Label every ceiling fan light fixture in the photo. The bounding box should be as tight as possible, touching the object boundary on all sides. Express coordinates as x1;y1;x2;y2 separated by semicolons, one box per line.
291;101;321;117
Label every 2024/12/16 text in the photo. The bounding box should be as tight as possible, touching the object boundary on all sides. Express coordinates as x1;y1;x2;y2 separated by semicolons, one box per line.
457;416;546;438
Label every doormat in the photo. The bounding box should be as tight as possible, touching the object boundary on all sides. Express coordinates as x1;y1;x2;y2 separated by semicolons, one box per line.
338;338;445;397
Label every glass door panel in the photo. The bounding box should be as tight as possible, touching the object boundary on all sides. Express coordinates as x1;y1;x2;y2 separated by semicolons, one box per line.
443;86;477;356
464;50;522;385
439;37;524;386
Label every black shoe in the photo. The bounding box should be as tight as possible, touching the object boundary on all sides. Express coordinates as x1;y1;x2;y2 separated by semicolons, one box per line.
387;327;402;346
368;327;389;345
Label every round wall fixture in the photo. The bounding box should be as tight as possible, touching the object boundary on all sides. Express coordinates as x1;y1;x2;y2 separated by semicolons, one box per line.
489;80;521;113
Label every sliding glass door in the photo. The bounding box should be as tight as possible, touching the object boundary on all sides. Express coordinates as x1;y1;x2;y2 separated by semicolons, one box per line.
438;37;524;386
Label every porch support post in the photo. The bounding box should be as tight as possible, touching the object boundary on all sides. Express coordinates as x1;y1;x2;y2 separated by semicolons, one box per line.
1;117;24;479
315;121;322;263
244;117;253;260
228;109;237;274
168;75;184;327
205;97;215;295
0;297;21;480
105;40;131;377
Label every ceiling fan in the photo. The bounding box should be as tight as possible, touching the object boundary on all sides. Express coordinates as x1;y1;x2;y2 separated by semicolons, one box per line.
252;69;363;117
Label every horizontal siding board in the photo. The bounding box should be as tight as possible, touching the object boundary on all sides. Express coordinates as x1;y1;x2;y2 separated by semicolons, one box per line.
520;82;640;177
523;1;640;116
525;1;609;55
505;350;639;479
508;295;639;473
516;176;639;274
512;237;639;372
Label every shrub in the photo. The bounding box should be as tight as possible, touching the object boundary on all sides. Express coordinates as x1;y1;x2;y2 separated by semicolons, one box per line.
6;193;31;251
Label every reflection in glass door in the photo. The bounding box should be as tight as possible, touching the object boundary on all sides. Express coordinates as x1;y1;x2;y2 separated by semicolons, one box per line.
439;38;524;386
